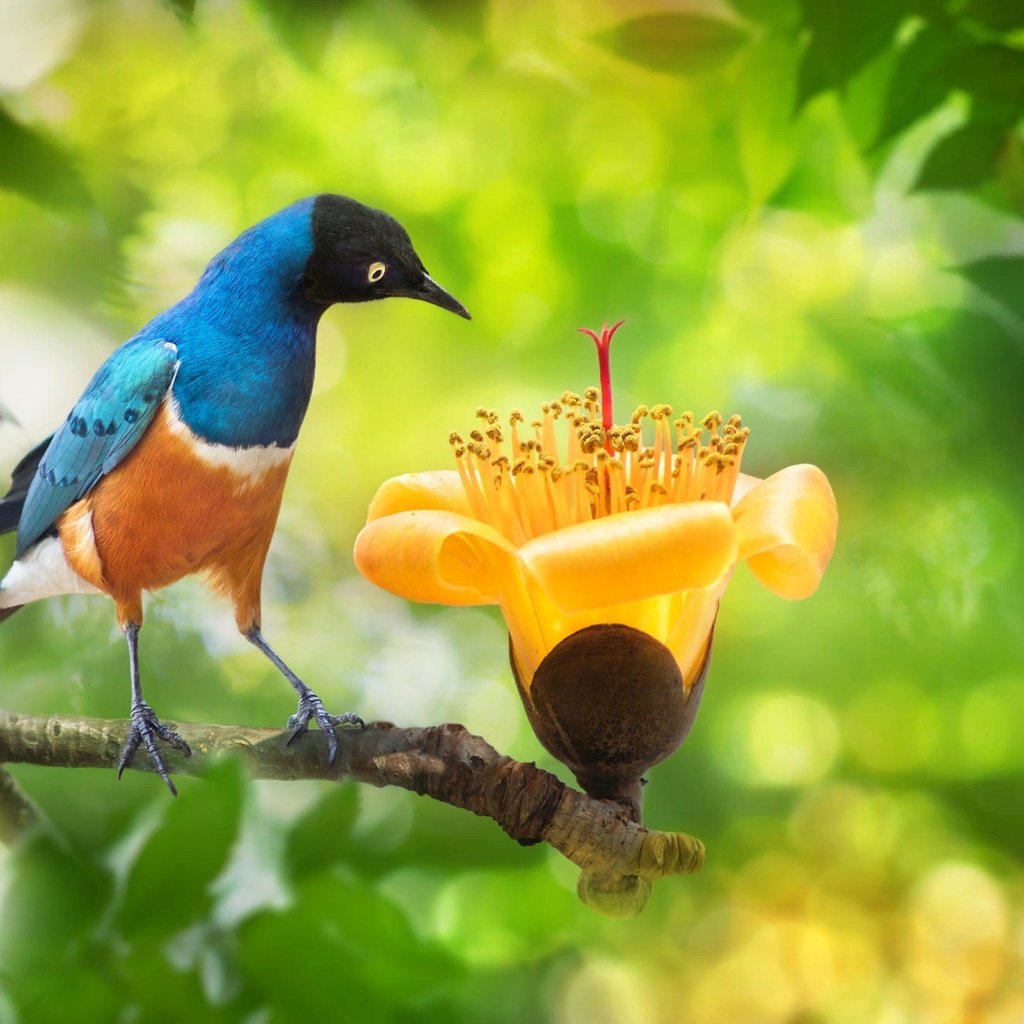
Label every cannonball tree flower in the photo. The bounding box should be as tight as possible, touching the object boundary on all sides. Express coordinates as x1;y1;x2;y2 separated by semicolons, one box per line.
354;322;837;814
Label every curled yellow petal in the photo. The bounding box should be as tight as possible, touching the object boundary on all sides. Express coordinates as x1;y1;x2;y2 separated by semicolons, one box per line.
354;510;515;606
731;471;763;506
732;463;838;599
517;502;738;612
365;471;470;523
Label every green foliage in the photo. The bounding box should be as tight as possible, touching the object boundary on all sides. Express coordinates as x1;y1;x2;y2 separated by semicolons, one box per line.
0;0;1022;1020
0;831;113;975
874;25;958;148
952;254;1024;311
285;781;359;879
115;759;245;935
238;874;463;1019
162;0;197;23
796;0;905;106
592;13;749;76
0;106;90;210
913;120;1011;191
251;0;349;67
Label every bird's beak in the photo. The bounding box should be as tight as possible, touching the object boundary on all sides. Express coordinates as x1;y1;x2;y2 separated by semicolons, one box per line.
408;273;472;320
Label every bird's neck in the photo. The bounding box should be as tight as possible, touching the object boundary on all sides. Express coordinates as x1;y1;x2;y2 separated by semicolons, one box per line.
186;221;325;338
153;236;328;450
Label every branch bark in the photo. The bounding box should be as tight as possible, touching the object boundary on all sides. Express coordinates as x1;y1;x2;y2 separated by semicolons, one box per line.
0;708;703;917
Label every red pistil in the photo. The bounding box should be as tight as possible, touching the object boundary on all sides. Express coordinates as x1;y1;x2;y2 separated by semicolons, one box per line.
578;319;625;450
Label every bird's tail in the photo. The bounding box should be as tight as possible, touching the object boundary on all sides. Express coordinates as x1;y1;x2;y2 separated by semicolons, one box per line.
1;434;52;624
0;504;21;535
0;434;50;539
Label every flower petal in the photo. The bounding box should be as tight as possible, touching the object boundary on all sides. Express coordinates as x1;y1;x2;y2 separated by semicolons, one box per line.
365;471;471;523
731;471;762;506
517;501;738;612
661;585;727;689
354;510;515;605
732;463;838;599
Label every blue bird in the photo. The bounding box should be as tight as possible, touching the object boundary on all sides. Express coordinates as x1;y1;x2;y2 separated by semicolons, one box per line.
0;194;470;794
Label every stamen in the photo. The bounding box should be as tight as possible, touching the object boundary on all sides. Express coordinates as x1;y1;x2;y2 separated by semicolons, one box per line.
451;330;748;543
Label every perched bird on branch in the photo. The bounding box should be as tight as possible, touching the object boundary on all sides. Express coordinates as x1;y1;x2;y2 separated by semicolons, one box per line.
0;194;470;794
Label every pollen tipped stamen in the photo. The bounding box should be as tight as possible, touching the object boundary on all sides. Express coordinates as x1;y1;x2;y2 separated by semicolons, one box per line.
451;327;747;543
452;400;748;544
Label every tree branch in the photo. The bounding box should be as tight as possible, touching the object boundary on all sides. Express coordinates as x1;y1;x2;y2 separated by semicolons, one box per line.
0;709;703;916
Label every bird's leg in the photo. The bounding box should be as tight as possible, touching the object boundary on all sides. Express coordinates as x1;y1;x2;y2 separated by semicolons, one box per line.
117;622;192;796
243;627;363;765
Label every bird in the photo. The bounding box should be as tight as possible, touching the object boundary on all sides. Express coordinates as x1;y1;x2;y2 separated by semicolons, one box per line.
0;194;470;795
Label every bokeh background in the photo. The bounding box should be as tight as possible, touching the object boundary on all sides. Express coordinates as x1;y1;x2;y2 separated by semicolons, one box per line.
1;0;1022;1020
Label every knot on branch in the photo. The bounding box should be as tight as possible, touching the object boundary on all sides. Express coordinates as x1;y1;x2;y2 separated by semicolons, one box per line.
639;830;706;879
487;759;565;846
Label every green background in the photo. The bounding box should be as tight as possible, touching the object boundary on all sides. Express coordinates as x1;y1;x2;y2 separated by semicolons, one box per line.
1;0;1022;1020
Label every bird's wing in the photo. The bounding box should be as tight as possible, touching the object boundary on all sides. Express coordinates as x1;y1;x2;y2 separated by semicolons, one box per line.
15;337;179;557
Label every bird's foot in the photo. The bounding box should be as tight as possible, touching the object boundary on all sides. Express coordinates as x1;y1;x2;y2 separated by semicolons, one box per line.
117;699;192;796
287;689;364;766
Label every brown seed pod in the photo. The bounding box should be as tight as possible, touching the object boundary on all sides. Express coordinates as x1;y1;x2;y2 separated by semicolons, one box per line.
510;623;711;819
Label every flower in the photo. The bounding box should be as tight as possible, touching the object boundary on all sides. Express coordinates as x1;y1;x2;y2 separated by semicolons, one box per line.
354;323;838;805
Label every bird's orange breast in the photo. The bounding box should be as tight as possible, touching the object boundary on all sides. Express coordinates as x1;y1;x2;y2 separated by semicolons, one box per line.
57;400;293;627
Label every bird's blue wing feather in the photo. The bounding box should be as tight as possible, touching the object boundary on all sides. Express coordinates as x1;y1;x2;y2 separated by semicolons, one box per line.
15;337;179;557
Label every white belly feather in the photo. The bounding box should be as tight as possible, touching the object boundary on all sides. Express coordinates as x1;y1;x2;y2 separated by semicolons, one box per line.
164;396;295;477
0;534;102;607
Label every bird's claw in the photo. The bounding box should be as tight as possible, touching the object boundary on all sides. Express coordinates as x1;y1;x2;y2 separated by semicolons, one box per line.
287;691;364;766
118;698;192;796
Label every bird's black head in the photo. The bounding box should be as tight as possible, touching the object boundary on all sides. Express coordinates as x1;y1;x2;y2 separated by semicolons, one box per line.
302;194;470;319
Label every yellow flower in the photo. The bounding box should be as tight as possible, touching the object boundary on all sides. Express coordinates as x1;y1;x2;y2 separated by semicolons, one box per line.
354;323;838;803
355;409;836;693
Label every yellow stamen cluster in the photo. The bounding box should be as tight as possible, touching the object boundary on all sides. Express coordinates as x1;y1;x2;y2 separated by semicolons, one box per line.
450;392;750;545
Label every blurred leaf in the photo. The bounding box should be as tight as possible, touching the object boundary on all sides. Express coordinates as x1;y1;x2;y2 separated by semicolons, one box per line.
900;0;953;14
238;874;462;1019
113;931;241;1024
913;120;1008;192
162;0;196;21
6;968;124;1024
771;103;874;217
0;833;113;973
729;0;802;28
115;759;244;935
342;794;541;878
961;0;1024;31
948;42;1024;127
946;42;1024;126
427;867;579;964
874;26;959;148
592;13;749;75
796;0;904;106
737;34;801;205
0;106;90;210
995;127;1024;216
250;0;346;67
951;255;1024;315
874;308;1024;422
409;0;487;32
284;782;359;880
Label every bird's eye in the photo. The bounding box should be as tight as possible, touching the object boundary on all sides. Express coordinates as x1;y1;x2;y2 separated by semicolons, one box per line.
368;261;387;283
